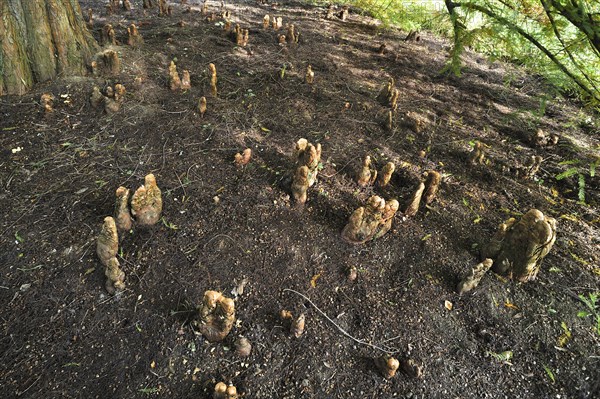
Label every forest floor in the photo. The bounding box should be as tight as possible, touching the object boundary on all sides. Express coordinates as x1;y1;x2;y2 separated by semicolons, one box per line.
0;1;599;398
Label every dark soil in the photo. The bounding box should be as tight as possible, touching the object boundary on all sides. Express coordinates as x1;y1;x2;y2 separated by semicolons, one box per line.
1;1;599;398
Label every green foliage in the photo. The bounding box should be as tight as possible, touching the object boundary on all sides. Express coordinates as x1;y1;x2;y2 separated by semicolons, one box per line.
543;364;556;383
577;292;600;336
338;0;600;107
555;157;599;204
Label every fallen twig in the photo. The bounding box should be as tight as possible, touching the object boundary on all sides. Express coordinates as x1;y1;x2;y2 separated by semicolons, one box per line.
283;288;400;354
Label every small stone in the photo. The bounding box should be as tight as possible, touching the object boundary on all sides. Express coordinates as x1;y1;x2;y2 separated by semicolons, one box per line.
347;266;357;281
400;358;423;378
234;337;252;357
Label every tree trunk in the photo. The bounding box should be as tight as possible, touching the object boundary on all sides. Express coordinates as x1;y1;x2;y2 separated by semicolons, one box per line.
0;0;98;95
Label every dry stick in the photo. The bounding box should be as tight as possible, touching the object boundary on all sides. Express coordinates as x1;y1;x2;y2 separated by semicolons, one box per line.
320;155;362;178
204;233;248;254
283;288;400;354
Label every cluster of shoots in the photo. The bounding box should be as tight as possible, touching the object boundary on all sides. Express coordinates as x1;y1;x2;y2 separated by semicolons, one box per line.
280;310;305;338
339;6;349;21
87;9;93;28
201;1;208;15
98;173;163;286
263;15;270;29
404;111;428;133
531;128;559;147
129;174;163;226
102;24;116;46
291;138;322;206
481;209;557;282
214;382;238;399
158;0;171;16
341;196;400;244
272;16;283;30
106;83;126;113
469;141;485;165
357;156;396;188
234;25;249;47
92;49;121;76
286;24;299;43
378;162;395;187
96;217;125;294
127;24;144;47
326;4;335;19
95;174;167;296
522;155;542;179
122;0;132;11
209;63;218;96
197;291;236;342
169;61;191;91
106;0;119;14
357;155;377;187
40;93;54;114
90;83;126;114
377;78;399;111
400;358;424;378
457;258;493;294
305;65;314;84
198;96;207;117
405;30;421;42
234;148;252;168
143;0;155;9
404;170;440;217
375;356;399;378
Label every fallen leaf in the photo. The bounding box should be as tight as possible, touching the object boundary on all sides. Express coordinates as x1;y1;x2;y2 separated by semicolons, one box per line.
504;299;519;310
444;300;453;311
543;364;555;383
557;321;571;347
488;350;513;364
560;214;579;222
310;272;322;288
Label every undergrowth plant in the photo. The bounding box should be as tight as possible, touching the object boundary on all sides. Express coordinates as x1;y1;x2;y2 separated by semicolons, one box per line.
555;157;598;204
327;0;600;108
577;292;600;336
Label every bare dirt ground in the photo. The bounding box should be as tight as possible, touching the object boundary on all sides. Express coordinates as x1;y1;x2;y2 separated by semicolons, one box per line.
0;1;599;398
